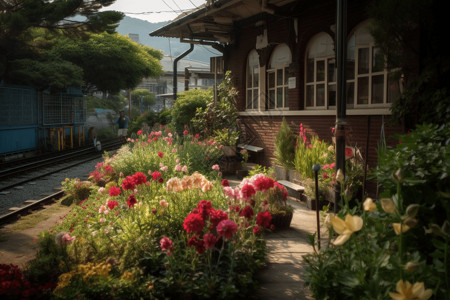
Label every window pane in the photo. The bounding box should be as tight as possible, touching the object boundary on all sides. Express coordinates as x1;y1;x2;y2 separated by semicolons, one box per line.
277;69;283;86
247;90;252;109
357;77;369;104
306;85;314;107
328;58;336;82
277;87;283;108
346;82;355;107
269;90;275;109
284;68;289;85
316;60;325;81
328;84;336;106
307;59;314;83
316;84;325;106
253;89;259;109
268;72;275;88
284;87;289;107
247;68;252;88
346;58;355;79
372;75;384;104
358;48;369;74
387;75;400;103
372;47;384;73
253;67;259;87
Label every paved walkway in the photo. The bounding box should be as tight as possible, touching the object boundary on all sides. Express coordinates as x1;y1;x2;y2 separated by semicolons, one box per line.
226;175;321;300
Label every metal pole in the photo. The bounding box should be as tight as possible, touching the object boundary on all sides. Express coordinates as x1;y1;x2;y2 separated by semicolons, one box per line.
313;164;321;250
334;0;347;213
173;44;194;100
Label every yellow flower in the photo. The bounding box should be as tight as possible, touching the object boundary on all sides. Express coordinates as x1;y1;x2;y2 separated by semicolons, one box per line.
381;198;396;214
393;222;411;235
331;214;363;245
120;271;134;280
404;262;419;272
389;280;432;300
148;284;154;291
363;198;376;212
336;169;344;184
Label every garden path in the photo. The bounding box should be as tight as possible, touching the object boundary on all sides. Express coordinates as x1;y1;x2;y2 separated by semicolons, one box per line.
227;175;321;300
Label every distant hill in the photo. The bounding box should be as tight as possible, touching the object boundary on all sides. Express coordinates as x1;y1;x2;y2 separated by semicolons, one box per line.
116;16;221;63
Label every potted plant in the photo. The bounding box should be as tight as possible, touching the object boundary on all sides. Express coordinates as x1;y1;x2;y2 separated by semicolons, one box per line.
269;182;295;230
273;117;296;180
213;128;239;157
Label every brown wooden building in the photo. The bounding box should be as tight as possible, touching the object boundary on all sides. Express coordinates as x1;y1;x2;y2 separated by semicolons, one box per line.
151;0;409;193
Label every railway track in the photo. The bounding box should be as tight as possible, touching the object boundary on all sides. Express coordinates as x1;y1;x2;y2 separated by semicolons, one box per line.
0;138;124;224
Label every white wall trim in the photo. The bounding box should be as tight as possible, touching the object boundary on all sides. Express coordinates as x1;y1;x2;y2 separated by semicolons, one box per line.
239;108;392;117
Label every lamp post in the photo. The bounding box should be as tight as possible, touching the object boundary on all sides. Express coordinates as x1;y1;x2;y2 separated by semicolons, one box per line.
313;164;321;250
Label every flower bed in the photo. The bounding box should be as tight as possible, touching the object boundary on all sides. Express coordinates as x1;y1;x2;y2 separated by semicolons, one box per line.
19;127;292;299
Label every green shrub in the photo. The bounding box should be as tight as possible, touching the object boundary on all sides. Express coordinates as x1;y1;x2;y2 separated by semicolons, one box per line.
274;117;296;169
171;89;211;134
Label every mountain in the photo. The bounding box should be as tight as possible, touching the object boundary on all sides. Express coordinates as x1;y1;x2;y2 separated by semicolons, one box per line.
116;16;221;63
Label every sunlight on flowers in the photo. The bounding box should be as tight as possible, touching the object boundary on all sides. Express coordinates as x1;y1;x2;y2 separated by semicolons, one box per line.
393;222;410;235
363;197;376;212
389;280;432;300
381;198;396;214
331;214;363;245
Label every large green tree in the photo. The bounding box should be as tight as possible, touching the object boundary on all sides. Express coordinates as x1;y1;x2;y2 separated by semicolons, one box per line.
0;0;123;88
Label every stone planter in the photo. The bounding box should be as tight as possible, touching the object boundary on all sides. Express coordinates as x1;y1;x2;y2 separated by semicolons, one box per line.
222;145;236;157
273;164;287;181
270;211;293;230
287;169;303;185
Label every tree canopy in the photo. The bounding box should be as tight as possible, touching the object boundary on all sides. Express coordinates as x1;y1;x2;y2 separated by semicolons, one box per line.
0;0;162;93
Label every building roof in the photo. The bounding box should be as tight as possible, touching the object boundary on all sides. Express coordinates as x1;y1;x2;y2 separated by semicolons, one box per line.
150;0;298;45
160;56;209;73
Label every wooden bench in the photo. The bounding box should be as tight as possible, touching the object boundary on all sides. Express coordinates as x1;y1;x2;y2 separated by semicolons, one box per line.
237;144;264;153
277;180;305;193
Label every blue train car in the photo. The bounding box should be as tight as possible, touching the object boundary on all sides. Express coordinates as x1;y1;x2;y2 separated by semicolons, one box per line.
0;82;86;160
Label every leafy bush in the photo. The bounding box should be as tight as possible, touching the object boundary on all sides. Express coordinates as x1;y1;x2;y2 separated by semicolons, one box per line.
274;117;296;169
171;89;211;134
303;123;450;300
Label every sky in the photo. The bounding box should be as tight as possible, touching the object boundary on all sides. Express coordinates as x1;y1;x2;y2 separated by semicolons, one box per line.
103;0;206;23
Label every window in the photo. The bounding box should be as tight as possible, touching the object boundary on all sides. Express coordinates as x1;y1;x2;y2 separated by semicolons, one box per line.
305;33;336;108
347;23;400;107
246;50;259;110
268;44;291;109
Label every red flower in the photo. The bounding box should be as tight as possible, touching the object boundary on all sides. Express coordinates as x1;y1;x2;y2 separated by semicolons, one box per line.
197;200;212;219
322;172;328;179
158;151;164;158
132;172;147;185
253;176;275;192
256;211;272;228
183;213;205;234
253;225;261;235
188;235;200;247
345;147;354;159
221;179;230;187
183;130;188;135
108;186;121;197
217;220;238;239
195;133;200;139
137;130;143;135
127;194;137;208
160;236;173;255
203;233;218;249
209;209;228;227
158;177;164;183
240;184;256;200
107;200;118;210
239;205;254;219
104;165;113;174
152;171;162;181
273;182;288;200
122;176;136;190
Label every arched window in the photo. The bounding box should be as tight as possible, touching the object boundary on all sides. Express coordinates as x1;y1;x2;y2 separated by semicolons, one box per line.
246;50;260;110
268;44;291;109
305;33;336;108
346;21;400;107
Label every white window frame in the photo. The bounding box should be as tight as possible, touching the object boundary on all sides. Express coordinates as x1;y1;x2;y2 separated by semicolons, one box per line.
246;50;260;110
305;57;337;109
267;66;289;109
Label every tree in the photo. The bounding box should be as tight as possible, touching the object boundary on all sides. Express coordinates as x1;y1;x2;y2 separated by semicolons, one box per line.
131;89;155;111
53;33;163;94
0;0;123;87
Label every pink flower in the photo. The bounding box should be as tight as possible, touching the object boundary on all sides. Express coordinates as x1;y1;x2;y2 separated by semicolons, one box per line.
322;164;329;170
160;166;168;171
98;205;107;214
182;165;188;172
108;186;121;197
62;233;75;245
127;194;137;208
212;164;220;171
98;187;105;194
345;147;354;159
203;233;218;249
107;200;118;210
99;218;106;223
330;162;336;169
137;130;143;135
159;199;168;207
183;130;188;135
216;220;238;239
322;172;329;179
158;151;164;158
175;164;182;171
160;236;173;255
